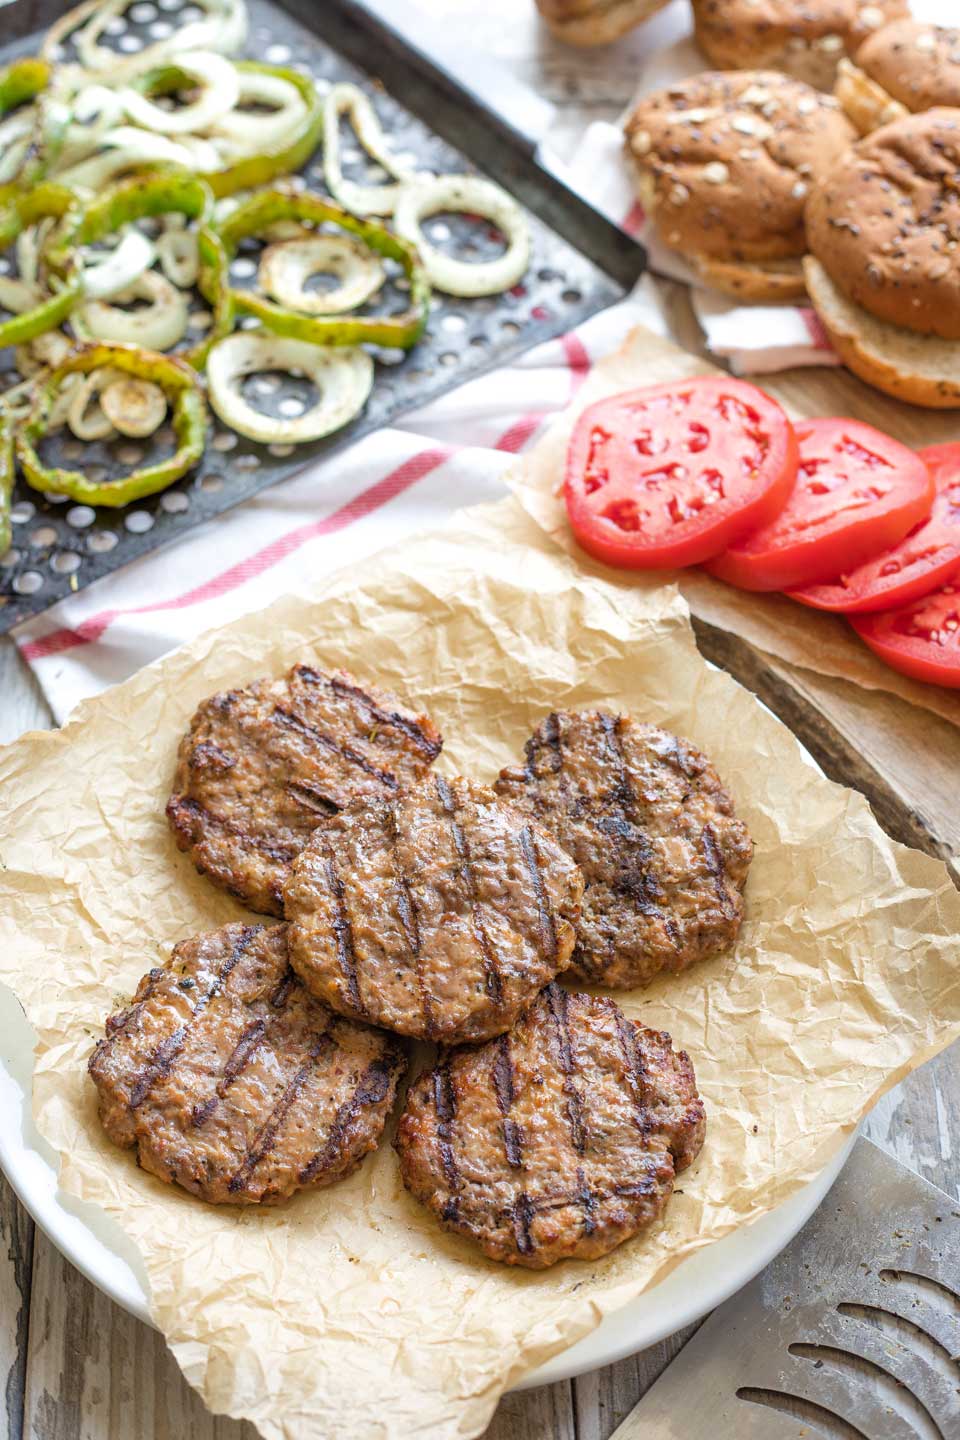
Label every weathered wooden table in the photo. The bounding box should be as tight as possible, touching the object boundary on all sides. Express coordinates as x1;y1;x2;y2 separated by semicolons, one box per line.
2;3;958;1438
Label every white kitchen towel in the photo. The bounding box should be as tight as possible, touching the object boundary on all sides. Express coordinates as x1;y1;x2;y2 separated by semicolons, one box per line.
14;283;670;722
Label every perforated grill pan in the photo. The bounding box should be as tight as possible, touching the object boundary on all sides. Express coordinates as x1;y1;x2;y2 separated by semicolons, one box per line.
0;0;642;630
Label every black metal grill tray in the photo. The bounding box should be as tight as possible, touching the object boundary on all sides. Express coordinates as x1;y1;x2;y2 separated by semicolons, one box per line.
0;0;637;632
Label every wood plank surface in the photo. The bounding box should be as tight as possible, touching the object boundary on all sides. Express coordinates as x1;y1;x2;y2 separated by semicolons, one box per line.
2;2;959;1439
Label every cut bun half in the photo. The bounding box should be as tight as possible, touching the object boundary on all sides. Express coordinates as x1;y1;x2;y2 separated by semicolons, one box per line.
803;256;960;410
834;58;908;136
536;0;669;47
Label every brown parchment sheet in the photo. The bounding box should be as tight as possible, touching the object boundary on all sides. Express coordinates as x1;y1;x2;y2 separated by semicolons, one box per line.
508;322;960;730
1;496;959;1440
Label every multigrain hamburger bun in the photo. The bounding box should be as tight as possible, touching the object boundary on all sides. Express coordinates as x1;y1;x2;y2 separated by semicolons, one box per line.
836;21;960;135
692;0;908;91
805;109;960;342
803;256;960;408
534;0;670;47
623;71;856;302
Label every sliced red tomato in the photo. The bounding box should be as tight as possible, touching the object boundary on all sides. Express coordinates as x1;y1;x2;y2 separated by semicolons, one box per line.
790;443;960;613
852;581;960;688
563;376;798;569
705;418;935;592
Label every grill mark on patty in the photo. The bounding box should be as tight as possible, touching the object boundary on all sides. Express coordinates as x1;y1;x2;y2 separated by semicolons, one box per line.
323;848;365;1016
544;984;598;1241
129;926;260;1109
169;796;300;863
701;824;734;919
298;667;442;760
492;1036;524;1170
191;1017;268;1129
518;825;557;965
433;1061;461;1220
297;1053;398;1183
99;968;163;1048
272;704;400;790
269;967;297;1009
596;715;680;950
285;779;340;816
512;1193;536;1256
387;807;437;1040
545;984;587;1156
227;1028;333;1194
612;1007;648;1111
434;776;504;1009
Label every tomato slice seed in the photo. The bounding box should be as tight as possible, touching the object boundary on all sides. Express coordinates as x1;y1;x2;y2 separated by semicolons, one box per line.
852;582;960;688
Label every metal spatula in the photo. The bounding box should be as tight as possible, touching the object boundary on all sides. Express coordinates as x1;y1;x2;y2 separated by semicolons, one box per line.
612;1138;960;1439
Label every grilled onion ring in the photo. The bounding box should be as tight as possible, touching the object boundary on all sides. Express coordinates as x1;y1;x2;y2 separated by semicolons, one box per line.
208;70;307;158
393;174;530;297
258;234;385;316
56;129;222;191
206;332;373;443
323;83;416;216
156;222;199;289
81;230;156;301
121;53;240;135
79;271;189;351
101;376;167;438
67;367;121;441
54;0;247;80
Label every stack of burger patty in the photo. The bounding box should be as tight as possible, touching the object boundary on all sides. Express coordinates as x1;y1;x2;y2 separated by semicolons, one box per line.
89;665;753;1268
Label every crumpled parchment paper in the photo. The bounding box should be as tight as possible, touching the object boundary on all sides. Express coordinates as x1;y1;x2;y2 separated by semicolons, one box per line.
1;496;958;1440
507;322;960;730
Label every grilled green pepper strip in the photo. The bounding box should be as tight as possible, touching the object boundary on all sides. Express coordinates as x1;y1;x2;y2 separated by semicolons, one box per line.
0;412;14;557
17;342;208;507
208;190;430;349
0;58;60;209
0;56;49;117
48;171;231;368
0;183;85;346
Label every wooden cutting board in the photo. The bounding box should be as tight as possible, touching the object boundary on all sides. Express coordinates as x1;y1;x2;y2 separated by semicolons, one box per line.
592;284;960;879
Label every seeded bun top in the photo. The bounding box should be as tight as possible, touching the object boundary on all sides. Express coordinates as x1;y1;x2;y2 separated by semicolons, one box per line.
855;20;960;113
624;71;856;265
806;109;960;341
692;0;908;90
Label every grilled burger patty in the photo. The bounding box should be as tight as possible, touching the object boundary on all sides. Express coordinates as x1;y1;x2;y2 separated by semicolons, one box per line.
89;922;406;1205
395;983;705;1268
166;665;442;917
495;711;752;989
283;775;584;1045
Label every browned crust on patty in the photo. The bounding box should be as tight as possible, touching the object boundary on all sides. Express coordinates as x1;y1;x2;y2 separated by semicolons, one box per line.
283;775;584;1045
495;712;752;990
692;0;907;89
854;19;960;113
395;984;706;1268
623;70;855;273
805;108;960;341
166;665;442;917
88;922;407;1205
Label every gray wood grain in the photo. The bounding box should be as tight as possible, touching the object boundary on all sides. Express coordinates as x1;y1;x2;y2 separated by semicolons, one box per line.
1;1175;33;1440
21;1230;258;1440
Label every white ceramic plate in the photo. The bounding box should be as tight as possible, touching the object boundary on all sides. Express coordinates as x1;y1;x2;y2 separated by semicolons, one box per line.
0;682;855;1389
0;977;856;1389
